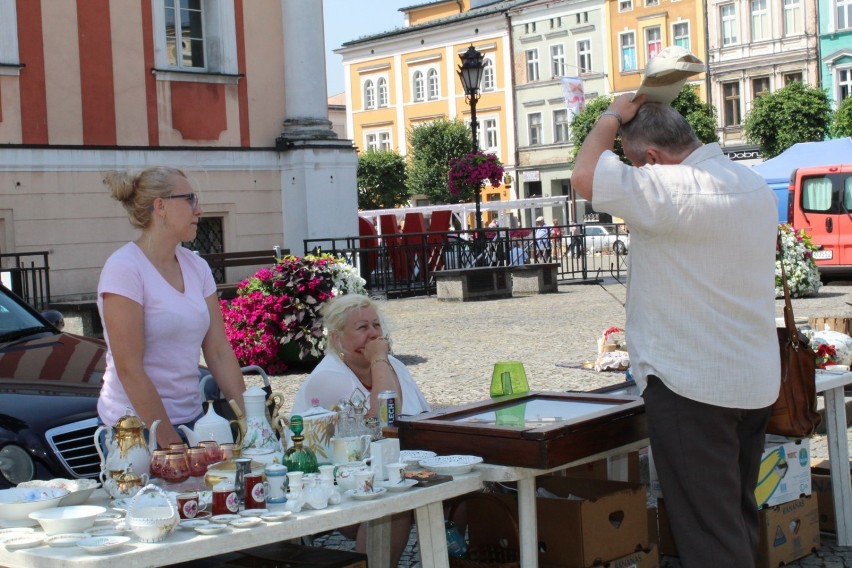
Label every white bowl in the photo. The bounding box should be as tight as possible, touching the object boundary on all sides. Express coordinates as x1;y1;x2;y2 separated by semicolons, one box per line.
418;455;483;475
28;505;106;536
0;487;69;522
17;479;100;507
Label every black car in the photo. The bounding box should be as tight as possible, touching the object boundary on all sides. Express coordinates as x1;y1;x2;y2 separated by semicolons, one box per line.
0;284;106;488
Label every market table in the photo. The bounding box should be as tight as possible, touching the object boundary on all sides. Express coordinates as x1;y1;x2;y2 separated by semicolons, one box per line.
0;473;483;568
815;369;852;546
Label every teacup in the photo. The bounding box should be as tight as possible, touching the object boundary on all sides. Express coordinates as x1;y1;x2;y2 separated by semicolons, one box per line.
386;462;407;484
331;435;372;464
177;492;199;519
335;461;370;493
354;470;375;495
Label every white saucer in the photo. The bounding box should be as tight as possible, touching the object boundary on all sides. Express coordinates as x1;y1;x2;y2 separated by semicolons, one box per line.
239;508;268;517
3;535;44;550
84;527;127;537
229;517;263;529
76;536;130;554
210;514;240;524
347;487;387;501
44;533;88;548
259;511;292;522
378;479;418;493
179;519;210;530
195;524;228;535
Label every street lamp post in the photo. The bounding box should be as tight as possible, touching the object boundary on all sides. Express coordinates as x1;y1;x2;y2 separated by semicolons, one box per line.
457;45;485;232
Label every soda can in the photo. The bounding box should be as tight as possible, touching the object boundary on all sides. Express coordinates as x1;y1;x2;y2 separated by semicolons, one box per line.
378;390;397;427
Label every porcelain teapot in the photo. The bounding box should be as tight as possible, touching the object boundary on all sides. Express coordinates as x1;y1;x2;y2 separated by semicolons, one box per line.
103;466;149;500
94;408;160;479
239;386;284;454
178;403;235;446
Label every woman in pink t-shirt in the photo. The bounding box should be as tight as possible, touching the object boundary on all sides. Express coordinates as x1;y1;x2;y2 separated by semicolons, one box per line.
97;167;246;448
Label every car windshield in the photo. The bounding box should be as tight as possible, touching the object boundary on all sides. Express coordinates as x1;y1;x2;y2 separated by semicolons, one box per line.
0;286;54;342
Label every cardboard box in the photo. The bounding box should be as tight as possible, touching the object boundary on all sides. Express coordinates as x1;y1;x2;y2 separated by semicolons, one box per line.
755;437;811;508
598;544;660;568
810;458;852;532
536;476;649;568
655;498;677;558
757;495;820;568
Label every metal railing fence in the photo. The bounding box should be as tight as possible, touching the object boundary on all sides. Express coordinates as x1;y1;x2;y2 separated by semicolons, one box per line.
1;251;51;310
304;224;629;298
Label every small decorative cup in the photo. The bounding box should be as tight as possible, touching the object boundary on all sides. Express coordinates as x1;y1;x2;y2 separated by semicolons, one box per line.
177;492;200;519
150;449;169;478
187;447;208;478
244;473;267;509
386;462;407;484
219;443;239;460
212;483;239;515
199;441;222;464
354;470;375;495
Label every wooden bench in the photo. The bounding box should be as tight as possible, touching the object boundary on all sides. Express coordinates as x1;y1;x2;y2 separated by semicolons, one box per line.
200;247;289;299
433;266;513;302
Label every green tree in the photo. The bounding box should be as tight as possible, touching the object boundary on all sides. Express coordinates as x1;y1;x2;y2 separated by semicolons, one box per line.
831;95;852;138
743;81;832;159
356;150;409;210
568;84;717;165
406;118;474;204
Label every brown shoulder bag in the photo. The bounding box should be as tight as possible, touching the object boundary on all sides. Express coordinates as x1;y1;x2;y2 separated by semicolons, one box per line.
767;236;821;437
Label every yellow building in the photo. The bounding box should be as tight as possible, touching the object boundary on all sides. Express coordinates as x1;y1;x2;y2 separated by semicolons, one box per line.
607;0;707;99
336;0;518;217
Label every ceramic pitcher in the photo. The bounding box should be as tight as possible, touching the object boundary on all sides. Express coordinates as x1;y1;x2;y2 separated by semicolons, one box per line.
240;386;284;454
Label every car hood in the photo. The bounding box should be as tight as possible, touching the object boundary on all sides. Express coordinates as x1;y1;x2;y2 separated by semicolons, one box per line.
0;333;106;395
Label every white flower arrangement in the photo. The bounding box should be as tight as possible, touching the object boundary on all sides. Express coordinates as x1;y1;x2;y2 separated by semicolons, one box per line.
776;224;821;299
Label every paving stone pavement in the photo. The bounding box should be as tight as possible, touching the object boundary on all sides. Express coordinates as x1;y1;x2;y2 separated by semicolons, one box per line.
257;278;852;567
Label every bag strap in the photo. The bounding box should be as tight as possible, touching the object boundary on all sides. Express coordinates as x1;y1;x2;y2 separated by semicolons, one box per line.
778;231;799;348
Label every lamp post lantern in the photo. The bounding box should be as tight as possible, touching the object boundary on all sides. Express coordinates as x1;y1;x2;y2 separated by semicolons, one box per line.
458;45;485;232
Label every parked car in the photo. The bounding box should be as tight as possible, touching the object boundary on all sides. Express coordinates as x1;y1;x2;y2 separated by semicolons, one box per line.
0;284;107;488
582;225;629;255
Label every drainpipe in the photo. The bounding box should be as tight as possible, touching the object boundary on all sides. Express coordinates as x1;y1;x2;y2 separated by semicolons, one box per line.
505;10;520;202
703;0;712;109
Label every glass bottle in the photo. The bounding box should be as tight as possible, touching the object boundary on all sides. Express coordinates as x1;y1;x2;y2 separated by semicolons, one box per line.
282;416;318;473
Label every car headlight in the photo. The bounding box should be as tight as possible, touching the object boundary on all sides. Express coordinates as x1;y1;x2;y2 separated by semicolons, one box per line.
0;445;36;485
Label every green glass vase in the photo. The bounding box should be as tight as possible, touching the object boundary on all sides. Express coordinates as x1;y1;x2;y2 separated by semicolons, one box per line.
282;415;319;473
490;361;529;397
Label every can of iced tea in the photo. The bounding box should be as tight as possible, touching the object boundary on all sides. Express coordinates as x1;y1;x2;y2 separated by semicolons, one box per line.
378;390;397;427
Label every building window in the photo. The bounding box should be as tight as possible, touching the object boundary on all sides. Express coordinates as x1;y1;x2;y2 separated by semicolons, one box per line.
577;40;592;73
482;118;498;152
526;49;540;82
525;22;537;34
427;68;439;100
838;0;852;30
413;70;425;102
646;0;660;6
784;72;803;84
752;77;770;97
0;0;20;65
645;26;662;60
363;80;375;109
365;131;392;151
551;44;565;77
377;77;388;107
164;0;205;69
528;113;542;145
723;82;741;126
673;22;690;50
482;58;495;91
576;12;589;24
721;4;738;46
620;32;637;71
550;17;563;28
839;68;852;101
553;109;570;143
751;0;768;41
783;0;803;35
619;0;633;11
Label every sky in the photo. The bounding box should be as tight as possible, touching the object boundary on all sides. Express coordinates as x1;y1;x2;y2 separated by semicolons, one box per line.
323;0;413;96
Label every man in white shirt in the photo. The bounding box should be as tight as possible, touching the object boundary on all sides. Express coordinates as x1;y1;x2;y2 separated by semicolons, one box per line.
572;94;779;568
533;216;551;262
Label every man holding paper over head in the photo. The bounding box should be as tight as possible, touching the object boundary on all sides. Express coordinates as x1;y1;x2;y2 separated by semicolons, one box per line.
572;48;780;568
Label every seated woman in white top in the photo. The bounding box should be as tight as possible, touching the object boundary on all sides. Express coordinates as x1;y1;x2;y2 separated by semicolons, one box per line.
291;293;429;566
291;293;430;417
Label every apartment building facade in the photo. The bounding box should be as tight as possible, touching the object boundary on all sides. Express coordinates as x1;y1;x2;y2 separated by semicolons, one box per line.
706;0;819;148
819;0;852;106
0;0;356;302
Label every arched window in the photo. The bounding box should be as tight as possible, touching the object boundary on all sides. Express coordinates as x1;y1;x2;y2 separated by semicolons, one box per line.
427;68;440;99
364;79;375;109
413;71;425;102
377;77;389;107
482;59;495;91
